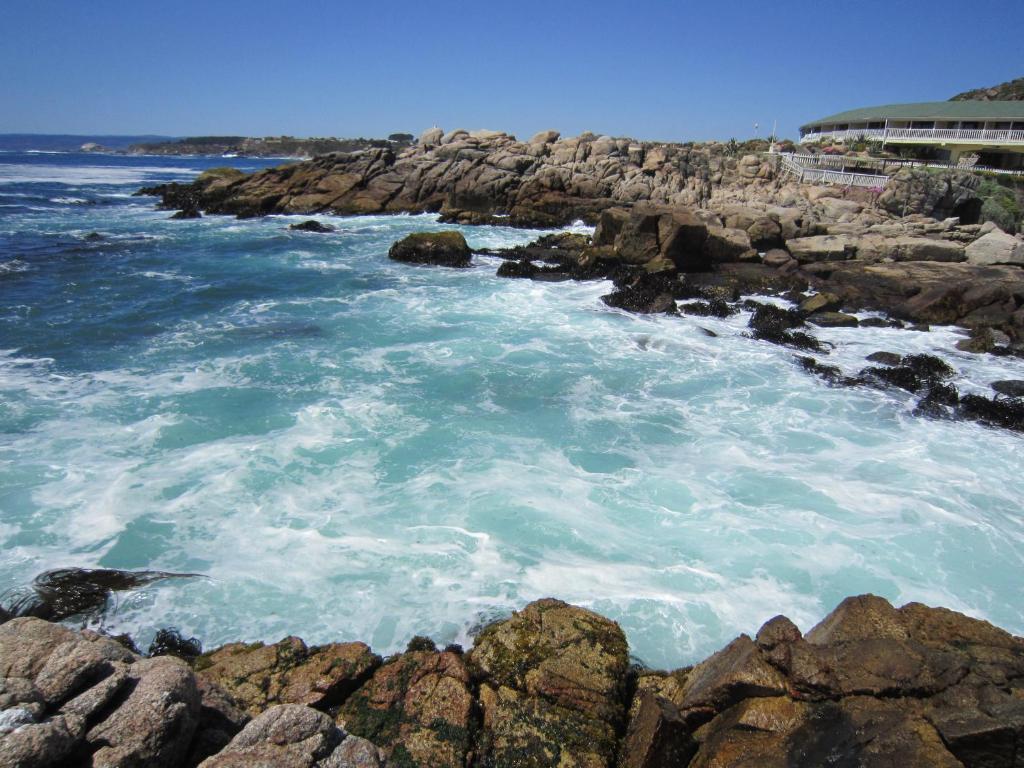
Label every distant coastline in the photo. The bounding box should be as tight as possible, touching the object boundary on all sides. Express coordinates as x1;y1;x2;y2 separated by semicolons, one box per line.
0;132;414;158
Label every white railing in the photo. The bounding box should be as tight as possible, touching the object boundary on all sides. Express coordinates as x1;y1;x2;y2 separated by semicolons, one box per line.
788;153;857;169
799;167;890;188
775;150;1024;177
801;127;1024;145
799;128;886;143
779;153;805;180
885;127;1024;144
775;153;890;188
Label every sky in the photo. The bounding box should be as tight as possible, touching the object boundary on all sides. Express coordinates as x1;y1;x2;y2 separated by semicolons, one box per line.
1;0;1020;142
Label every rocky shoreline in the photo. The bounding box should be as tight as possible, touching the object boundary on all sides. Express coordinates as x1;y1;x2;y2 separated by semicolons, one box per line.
2;594;1022;767
138;128;1024;358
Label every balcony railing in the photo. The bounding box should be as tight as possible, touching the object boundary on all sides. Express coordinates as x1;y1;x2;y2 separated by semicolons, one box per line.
778;153;890;188
799;129;886;143
801;127;1024;145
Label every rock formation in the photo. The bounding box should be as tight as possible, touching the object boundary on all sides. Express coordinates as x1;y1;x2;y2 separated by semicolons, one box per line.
388;231;472;267
137;131;815;227
2;595;1022;767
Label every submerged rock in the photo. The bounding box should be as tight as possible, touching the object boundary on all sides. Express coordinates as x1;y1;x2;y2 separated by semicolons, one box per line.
289;219;335;233
602;272;682;314
171;206;202;219
807;311;859;328
991;379;1024;397
866;350;903;366
388;231;472;268
958;393;1024;431
679;298;736;318
747;303;824;351
1;567;201;622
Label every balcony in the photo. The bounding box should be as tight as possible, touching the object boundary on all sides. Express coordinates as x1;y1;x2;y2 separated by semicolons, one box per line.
800;127;1024;146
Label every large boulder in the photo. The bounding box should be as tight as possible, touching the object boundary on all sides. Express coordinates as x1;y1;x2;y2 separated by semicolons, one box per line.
337;645;474;768
674;594;1024;768
388;231;472;267
598;205;710;271
619;688;695;768
199;704;384;768
703;226;757;264
467;598;629;767
0;618;205;768
885;236;966;263
966;229;1024;266
801;259;1024;330
877;168;981;219
87;656;201;768
786;234;857;264
196;637;380;716
530;129;561;145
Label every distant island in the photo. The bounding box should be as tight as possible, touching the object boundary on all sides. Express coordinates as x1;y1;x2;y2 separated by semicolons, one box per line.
125;133;415;158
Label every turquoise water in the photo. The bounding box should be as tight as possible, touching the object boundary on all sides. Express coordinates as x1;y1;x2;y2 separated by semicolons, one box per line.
2;152;1023;667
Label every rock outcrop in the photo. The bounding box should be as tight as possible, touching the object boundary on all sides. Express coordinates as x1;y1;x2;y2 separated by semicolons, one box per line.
138;132;785;227
337;641;474;768
3;595;1023;767
387;231;472;267
195;636;380;716
1;595;1023;767
468;598;630;767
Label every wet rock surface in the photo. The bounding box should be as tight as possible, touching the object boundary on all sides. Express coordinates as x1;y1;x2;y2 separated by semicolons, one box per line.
289;219;336;233
387;231;472;268
2;595;1023;767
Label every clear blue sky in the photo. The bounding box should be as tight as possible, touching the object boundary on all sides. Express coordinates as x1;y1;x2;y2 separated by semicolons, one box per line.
2;0;1020;142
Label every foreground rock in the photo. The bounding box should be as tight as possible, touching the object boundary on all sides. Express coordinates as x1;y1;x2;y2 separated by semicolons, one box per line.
198;704;383;768
337;640;473;768
2;595;1023;767
195;636;380;716
469;598;630;767
624;595;1024;768
387;231;472;267
0;618;205;768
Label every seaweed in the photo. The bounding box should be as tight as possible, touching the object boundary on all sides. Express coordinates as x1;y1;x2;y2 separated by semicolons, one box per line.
1;567;202;621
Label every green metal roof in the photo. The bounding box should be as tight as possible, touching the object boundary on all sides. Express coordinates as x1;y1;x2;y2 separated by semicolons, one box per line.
800;101;1024;130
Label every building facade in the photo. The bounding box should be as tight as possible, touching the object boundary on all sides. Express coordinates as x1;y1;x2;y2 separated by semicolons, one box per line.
799;101;1024;170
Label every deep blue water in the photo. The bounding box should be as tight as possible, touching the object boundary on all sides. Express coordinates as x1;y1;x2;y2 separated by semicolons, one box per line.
2;151;1023;667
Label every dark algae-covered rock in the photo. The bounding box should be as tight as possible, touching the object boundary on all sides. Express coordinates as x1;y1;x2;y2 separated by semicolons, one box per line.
336;647;474;768
388;231;472;267
467;598;630;768
1;567;201;622
289;219;336;233
747;302;824;351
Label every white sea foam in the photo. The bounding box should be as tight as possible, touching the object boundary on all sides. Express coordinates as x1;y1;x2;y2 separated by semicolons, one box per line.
3;163;1024;666
0;164;199;186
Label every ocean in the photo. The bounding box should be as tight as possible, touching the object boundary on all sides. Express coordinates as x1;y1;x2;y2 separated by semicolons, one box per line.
1;150;1023;668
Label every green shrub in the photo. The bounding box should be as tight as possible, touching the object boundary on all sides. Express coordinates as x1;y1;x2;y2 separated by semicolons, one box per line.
981;198;1017;233
977;178;1022;233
